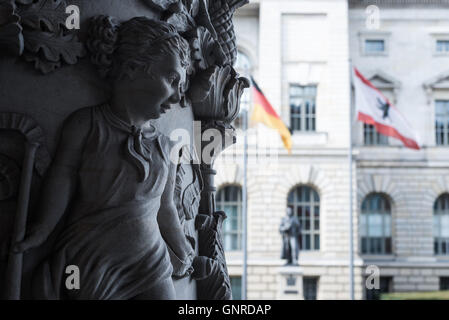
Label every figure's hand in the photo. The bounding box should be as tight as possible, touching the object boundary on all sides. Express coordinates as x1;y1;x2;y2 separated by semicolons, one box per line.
170;247;196;279
13;224;50;253
192;256;214;281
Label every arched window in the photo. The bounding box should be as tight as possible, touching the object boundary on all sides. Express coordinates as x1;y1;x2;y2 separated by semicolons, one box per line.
360;193;392;254
233;50;251;129
287;186;320;251
434;194;449;255
216;185;242;251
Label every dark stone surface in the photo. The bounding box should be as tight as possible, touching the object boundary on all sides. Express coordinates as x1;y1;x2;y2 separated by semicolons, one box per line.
0;0;248;300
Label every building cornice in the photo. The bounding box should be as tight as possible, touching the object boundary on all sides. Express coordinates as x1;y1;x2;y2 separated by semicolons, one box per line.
349;0;449;7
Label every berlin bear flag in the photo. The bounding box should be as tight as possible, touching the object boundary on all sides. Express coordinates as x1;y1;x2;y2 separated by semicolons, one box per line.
353;67;421;150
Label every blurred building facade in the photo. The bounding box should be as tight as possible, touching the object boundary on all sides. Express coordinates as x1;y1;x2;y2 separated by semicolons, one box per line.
215;0;449;300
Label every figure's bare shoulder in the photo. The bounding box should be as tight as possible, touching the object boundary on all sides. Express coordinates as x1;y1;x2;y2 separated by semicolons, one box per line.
60;107;93;148
63;107;92;135
52;107;94;168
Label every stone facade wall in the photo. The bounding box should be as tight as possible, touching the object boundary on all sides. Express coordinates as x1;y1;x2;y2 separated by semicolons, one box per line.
216;0;449;300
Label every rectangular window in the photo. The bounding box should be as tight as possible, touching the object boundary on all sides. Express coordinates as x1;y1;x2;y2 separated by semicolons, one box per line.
230;276;242;300
217;186;243;251
365;276;392;300
437;40;449;53
440;277;449;291
360;194;392;255
303;277;319;300
289;85;317;132
223;204;241;250
436;100;449;146
365;39;385;53
364;124;388;146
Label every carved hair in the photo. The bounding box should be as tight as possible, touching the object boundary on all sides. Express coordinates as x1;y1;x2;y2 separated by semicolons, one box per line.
87;16;190;80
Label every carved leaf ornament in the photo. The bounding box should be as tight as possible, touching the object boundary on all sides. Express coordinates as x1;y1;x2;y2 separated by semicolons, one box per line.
17;0;67;32
0;0;85;73
141;0;179;11
189;26;225;71
189;65;249;122
22;28;84;73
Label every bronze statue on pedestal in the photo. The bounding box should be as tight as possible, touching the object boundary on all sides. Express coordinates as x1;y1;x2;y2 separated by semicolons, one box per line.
280;207;302;266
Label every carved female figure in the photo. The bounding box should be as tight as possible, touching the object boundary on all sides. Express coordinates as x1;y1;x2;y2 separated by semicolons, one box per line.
14;16;195;300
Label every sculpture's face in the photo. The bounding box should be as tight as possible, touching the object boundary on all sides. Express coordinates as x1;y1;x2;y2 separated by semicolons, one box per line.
123;52;187;121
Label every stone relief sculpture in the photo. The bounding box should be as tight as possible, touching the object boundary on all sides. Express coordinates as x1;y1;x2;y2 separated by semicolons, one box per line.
0;0;249;300
174;146;203;251
13;16;196;300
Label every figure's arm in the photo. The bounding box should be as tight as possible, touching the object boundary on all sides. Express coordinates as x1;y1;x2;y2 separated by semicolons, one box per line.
158;159;195;278
279;218;292;233
279;220;286;233
14;109;91;253
279;219;286;232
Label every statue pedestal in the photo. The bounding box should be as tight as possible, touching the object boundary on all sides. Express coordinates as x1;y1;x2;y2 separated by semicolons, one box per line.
277;266;304;300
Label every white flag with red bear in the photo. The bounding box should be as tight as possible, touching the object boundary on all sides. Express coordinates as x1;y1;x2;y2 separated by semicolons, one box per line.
353;67;421;150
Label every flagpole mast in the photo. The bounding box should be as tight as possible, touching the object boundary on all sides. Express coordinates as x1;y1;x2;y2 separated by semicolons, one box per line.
242;108;248;300
349;60;355;300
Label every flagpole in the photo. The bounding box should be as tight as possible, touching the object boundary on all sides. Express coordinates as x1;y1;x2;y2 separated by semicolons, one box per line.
349;60;355;300
242;108;248;300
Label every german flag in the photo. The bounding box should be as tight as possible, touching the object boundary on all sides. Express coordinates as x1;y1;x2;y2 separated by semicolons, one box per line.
250;77;292;153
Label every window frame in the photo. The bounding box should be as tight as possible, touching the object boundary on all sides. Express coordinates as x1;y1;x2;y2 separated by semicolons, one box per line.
289;84;318;133
230;276;242;300
432;33;449;56
303;277;319;300
358;32;390;57
216;185;243;251
436;40;449;54
363;123;389;146
440;277;449;290
364;39;386;55
435;100;449;146
360;193;393;255
434;194;449;256
287;185;320;251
